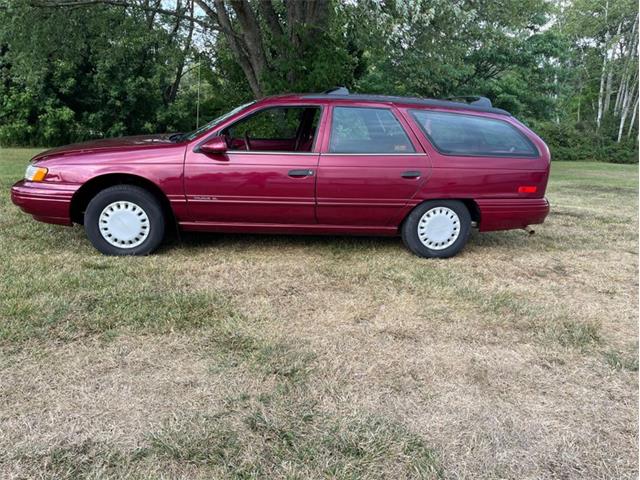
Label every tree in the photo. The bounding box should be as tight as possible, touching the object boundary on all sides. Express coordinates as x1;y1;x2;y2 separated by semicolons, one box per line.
0;0;635;162
32;0;347;98
0;0;198;145
561;0;638;141
338;0;556;114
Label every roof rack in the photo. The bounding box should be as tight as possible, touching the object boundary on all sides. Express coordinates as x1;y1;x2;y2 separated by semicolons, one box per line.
445;96;492;108
302;91;509;115
323;86;350;95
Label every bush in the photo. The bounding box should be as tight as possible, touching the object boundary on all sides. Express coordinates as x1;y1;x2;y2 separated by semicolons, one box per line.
533;121;638;163
534;122;590;161
601;139;639;164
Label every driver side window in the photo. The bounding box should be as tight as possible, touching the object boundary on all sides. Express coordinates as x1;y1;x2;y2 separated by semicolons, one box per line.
222;106;320;153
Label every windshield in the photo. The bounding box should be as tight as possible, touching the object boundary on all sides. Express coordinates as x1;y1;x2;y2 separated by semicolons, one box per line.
181;101;255;141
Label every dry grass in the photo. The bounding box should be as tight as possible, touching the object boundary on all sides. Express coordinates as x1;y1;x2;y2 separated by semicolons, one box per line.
0;148;638;479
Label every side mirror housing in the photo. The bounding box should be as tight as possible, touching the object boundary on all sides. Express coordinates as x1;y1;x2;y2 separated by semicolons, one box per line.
197;136;227;154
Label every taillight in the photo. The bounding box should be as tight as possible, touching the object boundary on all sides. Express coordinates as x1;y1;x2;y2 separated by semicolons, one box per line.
518;186;537;193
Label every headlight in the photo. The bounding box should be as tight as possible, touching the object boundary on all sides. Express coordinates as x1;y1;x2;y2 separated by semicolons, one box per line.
25;164;48;182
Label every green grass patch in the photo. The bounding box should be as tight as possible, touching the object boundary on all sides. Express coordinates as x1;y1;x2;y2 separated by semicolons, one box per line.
146;405;442;479
205;325;316;383
11;439;138;480
0;262;240;342
547;319;602;350
604;348;639;371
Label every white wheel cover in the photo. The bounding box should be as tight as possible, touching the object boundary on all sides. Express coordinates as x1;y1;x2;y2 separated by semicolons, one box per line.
99;201;150;248
418;207;460;250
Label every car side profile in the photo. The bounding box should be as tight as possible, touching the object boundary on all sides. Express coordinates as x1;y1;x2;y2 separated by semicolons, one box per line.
11;88;550;258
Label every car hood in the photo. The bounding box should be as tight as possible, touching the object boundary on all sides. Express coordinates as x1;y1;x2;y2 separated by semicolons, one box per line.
32;134;179;162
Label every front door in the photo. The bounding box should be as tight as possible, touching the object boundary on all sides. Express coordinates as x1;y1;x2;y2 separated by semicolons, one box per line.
184;105;322;225
316;105;430;226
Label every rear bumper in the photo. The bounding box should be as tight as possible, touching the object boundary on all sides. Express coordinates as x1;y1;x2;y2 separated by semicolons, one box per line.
476;197;550;232
10;180;78;226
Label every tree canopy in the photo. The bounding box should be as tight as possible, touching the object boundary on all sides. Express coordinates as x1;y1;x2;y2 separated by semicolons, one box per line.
0;0;637;162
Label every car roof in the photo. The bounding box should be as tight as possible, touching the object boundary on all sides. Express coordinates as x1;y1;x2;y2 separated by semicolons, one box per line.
261;92;511;116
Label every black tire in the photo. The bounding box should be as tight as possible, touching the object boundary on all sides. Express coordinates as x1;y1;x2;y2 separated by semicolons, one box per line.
84;185;165;256
401;200;471;258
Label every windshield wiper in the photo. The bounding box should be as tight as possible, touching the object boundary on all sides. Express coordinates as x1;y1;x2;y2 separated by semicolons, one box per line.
169;133;184;143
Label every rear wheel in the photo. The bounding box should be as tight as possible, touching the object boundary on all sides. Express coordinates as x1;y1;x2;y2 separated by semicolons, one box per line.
84;185;165;255
401;200;471;258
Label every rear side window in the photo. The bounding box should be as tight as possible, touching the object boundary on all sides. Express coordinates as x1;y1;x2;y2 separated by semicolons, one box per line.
330;107;415;153
411;110;538;157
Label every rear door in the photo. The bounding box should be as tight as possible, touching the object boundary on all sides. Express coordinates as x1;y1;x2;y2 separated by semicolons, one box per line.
316;104;430;226
184;105;322;225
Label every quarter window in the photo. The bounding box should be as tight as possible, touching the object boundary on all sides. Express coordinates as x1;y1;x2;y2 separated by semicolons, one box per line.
411;110;538;157
329;107;415;153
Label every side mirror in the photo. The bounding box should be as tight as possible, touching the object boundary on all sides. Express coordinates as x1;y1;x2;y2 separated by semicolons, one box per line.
197;136;227;154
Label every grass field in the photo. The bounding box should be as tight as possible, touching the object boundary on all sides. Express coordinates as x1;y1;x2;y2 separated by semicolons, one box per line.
0;148;638;479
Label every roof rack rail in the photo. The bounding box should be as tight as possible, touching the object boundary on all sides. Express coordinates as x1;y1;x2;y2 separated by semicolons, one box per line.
446;96;492;108
323;86;349;95
300;92;510;115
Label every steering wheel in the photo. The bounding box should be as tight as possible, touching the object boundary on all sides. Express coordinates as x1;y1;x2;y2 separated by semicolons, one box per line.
244;132;252;151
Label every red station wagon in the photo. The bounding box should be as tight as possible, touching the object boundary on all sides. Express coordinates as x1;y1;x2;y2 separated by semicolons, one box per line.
11;88;550;258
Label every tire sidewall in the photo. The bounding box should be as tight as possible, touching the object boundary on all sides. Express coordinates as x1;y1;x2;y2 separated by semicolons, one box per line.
84;185;165;255
402;200;471;258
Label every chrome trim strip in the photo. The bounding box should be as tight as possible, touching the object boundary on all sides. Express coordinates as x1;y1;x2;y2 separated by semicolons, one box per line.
224;151;427;156
318;202;406;207
321;153;427;156
225;151;318;156
186;196;314;206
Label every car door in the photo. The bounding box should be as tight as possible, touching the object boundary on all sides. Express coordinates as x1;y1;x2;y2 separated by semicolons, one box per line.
184;105;322;225
316;104;430;226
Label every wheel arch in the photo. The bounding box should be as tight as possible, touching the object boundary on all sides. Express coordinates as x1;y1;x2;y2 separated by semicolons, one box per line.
399;198;481;231
70;173;175;226
461;199;481;225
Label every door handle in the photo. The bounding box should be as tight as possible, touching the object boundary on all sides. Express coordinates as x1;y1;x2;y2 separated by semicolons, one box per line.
401;170;422;179
288;169;314;178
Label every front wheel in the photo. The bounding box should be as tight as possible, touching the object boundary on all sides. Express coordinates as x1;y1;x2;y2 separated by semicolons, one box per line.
401;200;471;258
84;185;165;255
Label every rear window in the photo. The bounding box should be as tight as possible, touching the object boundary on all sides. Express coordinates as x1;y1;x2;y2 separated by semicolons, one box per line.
330;107;415;153
410;110;538;157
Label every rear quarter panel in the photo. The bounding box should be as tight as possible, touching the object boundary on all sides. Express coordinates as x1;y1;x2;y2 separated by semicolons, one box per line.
396;107;551;231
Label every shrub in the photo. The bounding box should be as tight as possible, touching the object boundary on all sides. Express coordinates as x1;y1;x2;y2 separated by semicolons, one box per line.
533;121;638;164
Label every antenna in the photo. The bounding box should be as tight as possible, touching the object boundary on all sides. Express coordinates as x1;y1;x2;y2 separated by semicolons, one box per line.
196;55;201;129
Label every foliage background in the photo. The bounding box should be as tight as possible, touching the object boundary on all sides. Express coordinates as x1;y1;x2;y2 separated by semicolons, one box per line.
0;0;637;163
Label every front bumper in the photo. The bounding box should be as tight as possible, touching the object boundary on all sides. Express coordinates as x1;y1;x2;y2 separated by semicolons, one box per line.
10;180;78;226
476;197;550;232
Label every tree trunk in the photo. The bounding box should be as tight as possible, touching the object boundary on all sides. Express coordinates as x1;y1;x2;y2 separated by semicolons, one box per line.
627;95;638;138
596;0;610;131
614;76;625;116
614;17;637;115
259;1;284;42
284;0;330;85
604;22;622;114
167;1;195;104
603;59;614;115
617;93;631;142
229;0;268;86
597;60;607;130
618;81;637;142
201;0;264;98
